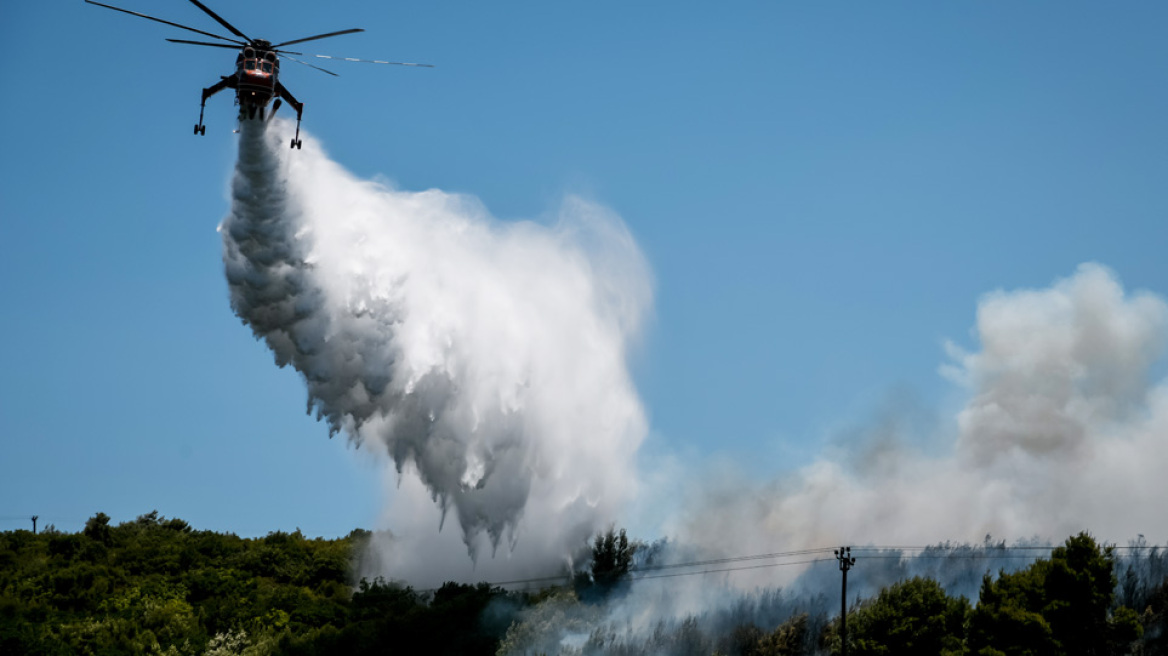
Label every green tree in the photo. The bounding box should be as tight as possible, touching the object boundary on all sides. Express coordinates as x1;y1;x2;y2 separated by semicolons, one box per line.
83;512;111;545
590;527;634;591
849;576;968;656
1044;533;1119;655
754;613;813;656
968;532;1142;656
968;577;1057;656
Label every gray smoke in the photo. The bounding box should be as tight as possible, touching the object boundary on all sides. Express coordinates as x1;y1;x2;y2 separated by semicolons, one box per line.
500;537;1067;655
502;264;1168;654
220;119;651;572
673;263;1168;572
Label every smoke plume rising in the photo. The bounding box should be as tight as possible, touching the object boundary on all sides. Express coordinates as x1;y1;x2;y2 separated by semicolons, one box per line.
501;264;1168;654
220;119;651;576
675;262;1168;581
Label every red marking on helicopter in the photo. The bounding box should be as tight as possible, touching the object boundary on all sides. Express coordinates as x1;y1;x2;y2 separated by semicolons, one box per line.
85;0;432;149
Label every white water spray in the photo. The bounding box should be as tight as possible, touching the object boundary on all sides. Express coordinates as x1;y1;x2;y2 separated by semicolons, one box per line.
220;120;651;571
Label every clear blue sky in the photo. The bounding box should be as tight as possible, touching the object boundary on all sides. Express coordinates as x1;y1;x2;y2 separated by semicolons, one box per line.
2;1;1167;537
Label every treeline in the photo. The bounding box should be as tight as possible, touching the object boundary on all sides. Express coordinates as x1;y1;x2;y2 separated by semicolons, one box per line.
0;512;520;655
833;533;1165;655
528;533;1167;656
3;515;1167;655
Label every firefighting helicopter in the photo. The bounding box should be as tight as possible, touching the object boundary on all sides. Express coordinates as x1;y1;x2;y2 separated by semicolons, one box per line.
85;0;432;149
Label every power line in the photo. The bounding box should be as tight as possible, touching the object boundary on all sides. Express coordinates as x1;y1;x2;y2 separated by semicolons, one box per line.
469;541;1164;591
854;544;1156;550
478;547;841;589
634;557;836;582
0;515;89;523
634;547;837;573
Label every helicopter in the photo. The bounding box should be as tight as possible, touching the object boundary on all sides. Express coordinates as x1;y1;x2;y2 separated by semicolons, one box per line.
85;0;432;149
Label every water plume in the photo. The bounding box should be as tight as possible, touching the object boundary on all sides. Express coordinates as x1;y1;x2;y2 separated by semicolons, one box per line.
217;118;1168;652
220;119;651;571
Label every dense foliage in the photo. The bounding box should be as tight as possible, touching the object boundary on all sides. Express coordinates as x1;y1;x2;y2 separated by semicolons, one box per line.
585;527;636;597
0;512;516;655
500;533;1167;656
813;533;1157;656
3;518;1167;655
848;577;968;656
965;534;1145;656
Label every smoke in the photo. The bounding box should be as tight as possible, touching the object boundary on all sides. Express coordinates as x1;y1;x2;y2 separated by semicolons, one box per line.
220;119;651;577
501;265;1168;655
673;262;1168;580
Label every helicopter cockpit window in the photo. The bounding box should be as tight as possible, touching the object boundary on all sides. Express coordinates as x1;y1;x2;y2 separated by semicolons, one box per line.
245;60;256;71
261;62;273;73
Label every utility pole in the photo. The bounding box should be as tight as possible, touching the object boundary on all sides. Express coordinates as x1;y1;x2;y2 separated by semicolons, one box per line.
835;546;856;656
31;515;38;534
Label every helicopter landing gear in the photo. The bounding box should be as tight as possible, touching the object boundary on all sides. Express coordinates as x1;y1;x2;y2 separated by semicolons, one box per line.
196;77;233;136
290;105;303;149
275;81;306;150
194;101;207;136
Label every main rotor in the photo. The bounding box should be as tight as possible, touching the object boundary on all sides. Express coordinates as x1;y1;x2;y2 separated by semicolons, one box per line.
84;0;432;76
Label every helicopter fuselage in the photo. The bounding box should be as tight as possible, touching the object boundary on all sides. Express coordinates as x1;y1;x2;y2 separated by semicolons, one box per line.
233;42;279;114
197;41;305;146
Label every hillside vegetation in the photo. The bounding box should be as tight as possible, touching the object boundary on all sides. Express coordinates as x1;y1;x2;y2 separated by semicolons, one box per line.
0;512;514;655
2;514;1167;655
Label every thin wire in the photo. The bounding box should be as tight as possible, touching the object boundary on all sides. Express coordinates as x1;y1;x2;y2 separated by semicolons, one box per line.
482;547;840;588
0;515;88;523
635;547;837;573
851;545;1152;553
634;557;836;582
475;542;1163;590
852;554;1052;561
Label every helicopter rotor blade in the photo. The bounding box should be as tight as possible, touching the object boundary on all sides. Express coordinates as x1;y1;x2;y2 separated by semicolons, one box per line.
84;0;245;45
186;0;252;43
303;53;434;68
273;29;365;48
280;54;340;77
167;38;241;50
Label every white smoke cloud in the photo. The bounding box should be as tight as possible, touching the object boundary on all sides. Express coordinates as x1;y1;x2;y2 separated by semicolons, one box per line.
677;263;1168;577
220;119;651;579
501;263;1168;654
